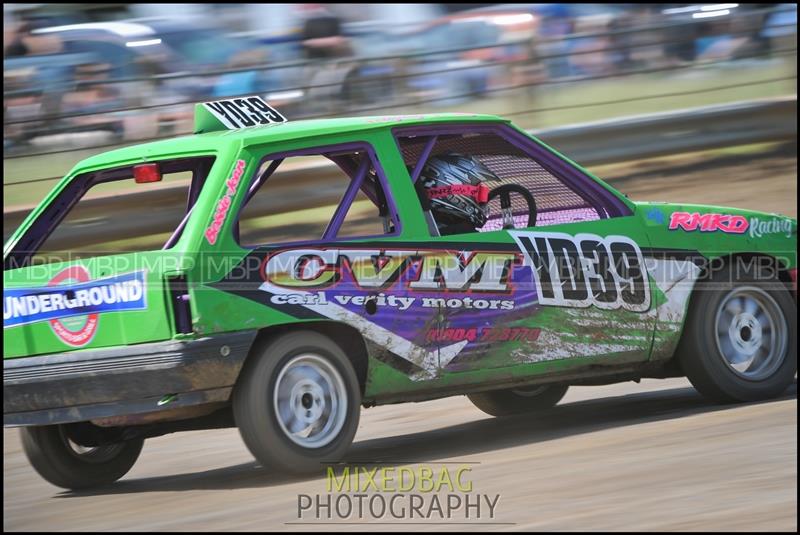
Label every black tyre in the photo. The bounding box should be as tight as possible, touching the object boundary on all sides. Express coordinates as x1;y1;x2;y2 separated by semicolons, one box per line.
677;263;796;403
20;425;143;490
233;331;361;473
468;384;569;417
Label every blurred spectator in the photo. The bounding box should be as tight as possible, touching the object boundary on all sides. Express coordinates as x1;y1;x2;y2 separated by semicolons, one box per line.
761;3;797;87
5;20;63;57
511;34;546;111
4;68;44;149
60;61;125;138
664;17;700;65
568;18;613;76
5;21;36;57
128;53;172;106
4;20;69;139
726;10;767;60
762;3;798;54
62;62;123;113
693;17;755;62
537;9;575;79
608;11;638;73
3;3;795;156
300;4;353;61
125;53;192;138
626;6;666;69
212;49;267;98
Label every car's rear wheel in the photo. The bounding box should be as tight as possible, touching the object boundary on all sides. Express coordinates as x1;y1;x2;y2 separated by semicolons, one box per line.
233;331;361;473
20;425;143;490
678;263;796;402
467;384;568;417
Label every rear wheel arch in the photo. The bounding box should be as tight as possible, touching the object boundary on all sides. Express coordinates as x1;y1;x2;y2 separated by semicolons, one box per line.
696;252;794;293
240;321;370;396
677;251;795;356
676;252;796;402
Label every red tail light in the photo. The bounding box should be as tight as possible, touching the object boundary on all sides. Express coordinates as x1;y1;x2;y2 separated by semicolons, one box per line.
133;163;162;183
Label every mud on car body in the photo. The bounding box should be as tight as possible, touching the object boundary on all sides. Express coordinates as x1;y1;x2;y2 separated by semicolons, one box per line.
3;96;797;489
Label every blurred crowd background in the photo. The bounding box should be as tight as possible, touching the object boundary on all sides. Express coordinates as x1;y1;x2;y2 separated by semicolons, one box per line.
3;3;797;159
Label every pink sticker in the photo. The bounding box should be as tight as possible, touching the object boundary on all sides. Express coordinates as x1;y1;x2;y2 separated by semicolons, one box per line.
668;212;749;234
205;159;246;245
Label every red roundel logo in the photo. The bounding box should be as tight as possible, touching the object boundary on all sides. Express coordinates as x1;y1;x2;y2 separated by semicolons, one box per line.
47;266;98;347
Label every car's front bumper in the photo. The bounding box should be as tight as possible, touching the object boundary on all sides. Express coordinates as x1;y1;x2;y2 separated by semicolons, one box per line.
3;331;257;427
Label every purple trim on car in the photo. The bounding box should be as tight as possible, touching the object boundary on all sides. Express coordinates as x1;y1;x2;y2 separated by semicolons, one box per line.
165;169;208;251
245;158;284;205
392;124;632;219
327;154;379;205
235;141;402;249
8;178;88;267
163;204;196;250
324;157;370;240
411;135;438;183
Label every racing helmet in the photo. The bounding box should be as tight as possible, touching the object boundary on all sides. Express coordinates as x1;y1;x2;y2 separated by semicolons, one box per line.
419;153;500;231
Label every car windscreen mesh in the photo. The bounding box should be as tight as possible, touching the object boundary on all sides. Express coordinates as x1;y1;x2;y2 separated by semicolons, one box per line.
397;132;601;229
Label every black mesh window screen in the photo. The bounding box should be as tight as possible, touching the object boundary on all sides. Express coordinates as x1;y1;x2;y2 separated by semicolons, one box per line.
397;132;603;231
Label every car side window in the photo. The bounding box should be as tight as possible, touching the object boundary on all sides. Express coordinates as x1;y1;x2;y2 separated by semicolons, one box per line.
396;126;615;236
235;144;399;247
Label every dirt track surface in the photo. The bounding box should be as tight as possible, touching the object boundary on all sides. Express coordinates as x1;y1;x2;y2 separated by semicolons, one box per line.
4;150;798;531
600;143;798;218
3;379;797;532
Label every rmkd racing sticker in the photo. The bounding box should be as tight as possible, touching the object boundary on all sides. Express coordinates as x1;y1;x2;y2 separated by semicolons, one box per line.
668;212;748;234
510;231;651;312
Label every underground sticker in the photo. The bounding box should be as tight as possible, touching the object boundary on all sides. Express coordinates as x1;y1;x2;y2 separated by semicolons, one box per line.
3;267;147;347
510;231;651;312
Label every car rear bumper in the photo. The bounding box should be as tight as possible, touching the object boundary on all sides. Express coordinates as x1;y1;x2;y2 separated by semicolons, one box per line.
3;331;257;427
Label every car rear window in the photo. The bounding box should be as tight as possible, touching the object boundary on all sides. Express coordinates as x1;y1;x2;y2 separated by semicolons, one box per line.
5;156;216;269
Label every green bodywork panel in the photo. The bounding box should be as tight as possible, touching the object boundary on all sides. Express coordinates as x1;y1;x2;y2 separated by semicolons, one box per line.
4;113;797;404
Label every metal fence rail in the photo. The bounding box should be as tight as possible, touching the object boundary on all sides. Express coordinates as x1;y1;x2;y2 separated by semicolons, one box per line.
531;96;797;166
3;96;796;247
4;4;795;159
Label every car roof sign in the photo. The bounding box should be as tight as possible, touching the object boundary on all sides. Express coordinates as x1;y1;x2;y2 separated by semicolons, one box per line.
194;96;287;134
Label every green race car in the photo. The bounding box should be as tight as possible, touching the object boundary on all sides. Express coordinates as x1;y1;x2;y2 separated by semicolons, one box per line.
3;97;797;489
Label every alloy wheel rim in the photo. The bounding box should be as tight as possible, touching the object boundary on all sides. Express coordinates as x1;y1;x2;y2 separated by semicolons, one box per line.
273;354;348;448
714;286;787;381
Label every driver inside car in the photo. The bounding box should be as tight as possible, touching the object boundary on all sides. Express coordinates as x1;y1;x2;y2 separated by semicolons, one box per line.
419;153;502;236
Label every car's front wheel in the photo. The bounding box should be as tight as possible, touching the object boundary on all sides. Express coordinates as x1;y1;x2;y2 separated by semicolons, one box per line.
233;331;361;473
678;263;796;403
20;425;144;490
467;384;568;417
